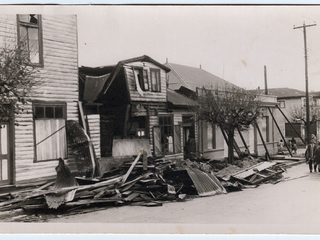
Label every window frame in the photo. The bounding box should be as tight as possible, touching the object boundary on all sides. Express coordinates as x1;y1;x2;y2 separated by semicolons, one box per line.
159;115;174;154
150;68;161;92
17;14;43;67
207;123;217;150
133;67;149;91
32;101;67;162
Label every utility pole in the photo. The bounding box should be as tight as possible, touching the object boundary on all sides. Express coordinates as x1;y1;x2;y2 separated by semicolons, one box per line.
294;21;316;144
264;65;268;95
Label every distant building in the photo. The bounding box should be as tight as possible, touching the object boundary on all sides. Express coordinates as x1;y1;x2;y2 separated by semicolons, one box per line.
250;87;320;144
165;62;279;159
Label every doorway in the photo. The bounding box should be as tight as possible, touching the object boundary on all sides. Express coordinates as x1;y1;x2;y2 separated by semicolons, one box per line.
0;123;12;185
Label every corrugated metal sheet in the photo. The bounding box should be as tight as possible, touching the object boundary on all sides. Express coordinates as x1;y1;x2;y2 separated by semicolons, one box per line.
186;167;227;196
83;74;109;103
231;162;276;179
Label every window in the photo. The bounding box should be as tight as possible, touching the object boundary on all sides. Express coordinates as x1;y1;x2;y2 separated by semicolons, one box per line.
278;101;285;108
261;116;269;142
159;115;174;154
150;69;161;92
285;122;301;138
33;102;67;161
207;124;216;149
17;14;43;65
133;67;149;91
126;116;147;139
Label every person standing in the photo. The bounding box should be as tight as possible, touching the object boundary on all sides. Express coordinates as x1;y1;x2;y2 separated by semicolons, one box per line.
291;137;297;154
306;141;316;173
313;142;320;172
278;139;284;154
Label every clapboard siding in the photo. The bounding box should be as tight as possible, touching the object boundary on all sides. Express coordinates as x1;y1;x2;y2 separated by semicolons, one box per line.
124;61;167;102
0;15;79;184
87;115;101;159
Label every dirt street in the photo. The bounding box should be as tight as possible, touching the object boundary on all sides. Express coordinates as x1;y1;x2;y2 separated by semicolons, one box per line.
44;161;320;234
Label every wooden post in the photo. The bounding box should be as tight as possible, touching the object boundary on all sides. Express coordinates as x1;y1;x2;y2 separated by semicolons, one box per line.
219;126;241;157
267;107;293;157
276;105;305;145
237;126;250;155
255;121;270;160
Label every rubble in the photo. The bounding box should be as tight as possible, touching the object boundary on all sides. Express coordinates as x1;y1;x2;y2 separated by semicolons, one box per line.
0;148;306;221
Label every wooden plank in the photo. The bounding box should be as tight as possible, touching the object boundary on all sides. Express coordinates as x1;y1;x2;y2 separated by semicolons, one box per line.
153;126;162;157
122;150;143;184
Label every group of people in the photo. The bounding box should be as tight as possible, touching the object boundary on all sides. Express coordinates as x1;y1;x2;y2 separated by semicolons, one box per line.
305;134;320;173
278;137;297;154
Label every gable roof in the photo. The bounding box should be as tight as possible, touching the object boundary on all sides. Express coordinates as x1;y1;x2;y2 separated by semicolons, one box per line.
249;88;306;99
99;55;171;98
164;62;239;92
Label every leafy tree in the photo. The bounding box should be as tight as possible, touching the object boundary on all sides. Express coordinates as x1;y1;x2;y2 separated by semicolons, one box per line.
196;87;262;163
0;43;39;123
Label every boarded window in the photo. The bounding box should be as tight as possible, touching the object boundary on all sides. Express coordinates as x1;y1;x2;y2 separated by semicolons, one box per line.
150;69;161;92
17;14;42;65
33;103;67;161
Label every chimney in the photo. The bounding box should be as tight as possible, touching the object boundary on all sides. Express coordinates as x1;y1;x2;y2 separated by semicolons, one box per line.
166;58;168;63
200;65;202;69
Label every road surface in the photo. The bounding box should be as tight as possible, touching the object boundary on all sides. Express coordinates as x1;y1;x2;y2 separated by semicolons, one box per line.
41;161;320;234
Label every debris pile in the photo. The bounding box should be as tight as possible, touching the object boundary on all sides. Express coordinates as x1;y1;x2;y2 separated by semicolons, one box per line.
0;150;227;214
0;148;305;219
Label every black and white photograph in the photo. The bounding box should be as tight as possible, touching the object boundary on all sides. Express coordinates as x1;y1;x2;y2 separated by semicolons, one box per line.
0;3;320;235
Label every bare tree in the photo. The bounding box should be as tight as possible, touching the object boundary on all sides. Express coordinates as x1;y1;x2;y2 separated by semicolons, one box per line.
196;87;262;163
0;43;40;123
290;102;320;124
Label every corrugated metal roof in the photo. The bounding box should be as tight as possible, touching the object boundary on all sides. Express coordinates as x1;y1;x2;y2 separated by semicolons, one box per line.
167;88;197;107
164;62;239;92
186;167;227;196
83;74;109;103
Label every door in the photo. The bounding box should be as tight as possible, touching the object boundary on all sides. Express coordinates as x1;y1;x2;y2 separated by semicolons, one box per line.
0;123;11;185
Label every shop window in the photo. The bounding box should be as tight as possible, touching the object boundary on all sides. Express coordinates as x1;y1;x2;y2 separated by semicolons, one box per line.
17;14;43;65
33;102;67;161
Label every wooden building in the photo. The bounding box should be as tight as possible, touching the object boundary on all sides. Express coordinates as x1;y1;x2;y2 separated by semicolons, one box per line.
79;55;188;160
164;62;279;159
0;14;79;186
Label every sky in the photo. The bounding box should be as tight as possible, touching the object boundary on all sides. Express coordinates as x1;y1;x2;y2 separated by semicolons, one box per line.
2;5;320;92
75;5;320;92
